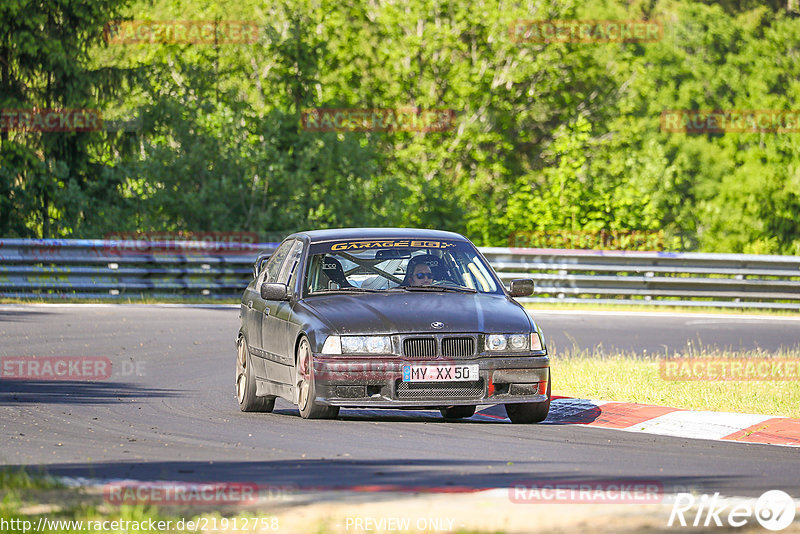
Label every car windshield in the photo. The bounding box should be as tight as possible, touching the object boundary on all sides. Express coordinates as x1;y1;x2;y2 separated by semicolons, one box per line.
304;239;502;295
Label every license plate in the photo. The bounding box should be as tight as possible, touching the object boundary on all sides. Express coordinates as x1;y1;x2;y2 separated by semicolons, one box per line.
402;364;479;383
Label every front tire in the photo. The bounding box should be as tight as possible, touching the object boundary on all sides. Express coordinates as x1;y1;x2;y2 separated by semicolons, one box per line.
440;405;476;419
236;337;275;413
505;375;551;424
296;337;339;420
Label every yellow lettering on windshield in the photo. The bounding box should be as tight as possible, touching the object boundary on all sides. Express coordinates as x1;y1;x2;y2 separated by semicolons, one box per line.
330;240;455;251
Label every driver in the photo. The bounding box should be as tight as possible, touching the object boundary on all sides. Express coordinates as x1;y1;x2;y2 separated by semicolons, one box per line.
403;256;435;287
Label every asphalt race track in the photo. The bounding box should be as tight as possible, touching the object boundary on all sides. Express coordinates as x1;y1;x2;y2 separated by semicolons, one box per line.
1;304;799;499
532;309;800;355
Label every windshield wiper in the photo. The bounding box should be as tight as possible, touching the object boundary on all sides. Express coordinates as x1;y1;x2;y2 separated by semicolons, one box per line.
311;287;382;294
391;286;478;293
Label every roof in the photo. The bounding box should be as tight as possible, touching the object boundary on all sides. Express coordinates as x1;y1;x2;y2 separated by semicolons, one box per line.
289;228;469;243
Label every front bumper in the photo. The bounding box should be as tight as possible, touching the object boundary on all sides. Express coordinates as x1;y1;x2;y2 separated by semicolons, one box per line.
311;354;550;408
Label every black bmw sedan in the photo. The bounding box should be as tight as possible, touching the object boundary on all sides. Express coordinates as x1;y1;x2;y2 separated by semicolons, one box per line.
236;228;550;423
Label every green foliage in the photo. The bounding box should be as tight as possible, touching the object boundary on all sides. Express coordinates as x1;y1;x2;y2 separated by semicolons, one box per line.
0;0;137;237
1;0;799;253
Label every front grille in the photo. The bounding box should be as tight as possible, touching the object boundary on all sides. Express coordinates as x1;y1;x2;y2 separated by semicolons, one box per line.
396;380;484;399
403;337;437;359
441;337;475;358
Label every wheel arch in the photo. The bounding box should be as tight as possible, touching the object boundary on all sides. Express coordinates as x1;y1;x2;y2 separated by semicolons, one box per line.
293;331;309;364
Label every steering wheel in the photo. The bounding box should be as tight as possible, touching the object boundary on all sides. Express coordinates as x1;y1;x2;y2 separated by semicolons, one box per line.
431;279;462;288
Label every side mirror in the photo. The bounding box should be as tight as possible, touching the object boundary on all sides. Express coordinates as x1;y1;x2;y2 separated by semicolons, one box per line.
509;279;535;298
261;282;289;301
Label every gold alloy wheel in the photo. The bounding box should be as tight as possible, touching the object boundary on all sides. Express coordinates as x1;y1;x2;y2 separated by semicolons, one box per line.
297;338;312;412
236;339;248;405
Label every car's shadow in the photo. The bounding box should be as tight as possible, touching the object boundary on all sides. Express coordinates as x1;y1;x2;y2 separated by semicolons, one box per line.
0;379;180;405
272;407;500;423
271;397;604;425
8;458;727;498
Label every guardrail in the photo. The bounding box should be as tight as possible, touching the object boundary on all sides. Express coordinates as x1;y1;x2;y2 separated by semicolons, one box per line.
0;238;277;300
483;247;800;310
1;239;799;309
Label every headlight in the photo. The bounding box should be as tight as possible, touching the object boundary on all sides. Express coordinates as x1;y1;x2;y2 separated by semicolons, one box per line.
486;334;508;351
341;335;392;354
485;333;531;352
509;334;528;351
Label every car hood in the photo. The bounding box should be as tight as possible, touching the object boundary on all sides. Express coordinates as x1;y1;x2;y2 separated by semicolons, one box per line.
302;292;533;335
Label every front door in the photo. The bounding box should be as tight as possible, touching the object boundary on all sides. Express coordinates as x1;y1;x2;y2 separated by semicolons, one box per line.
249;239;294;388
261;240;303;390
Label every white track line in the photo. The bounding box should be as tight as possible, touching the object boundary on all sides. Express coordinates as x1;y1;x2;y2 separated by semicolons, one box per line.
528;309;800;322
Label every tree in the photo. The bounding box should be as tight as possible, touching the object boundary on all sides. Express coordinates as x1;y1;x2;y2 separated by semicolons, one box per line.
0;0;137;237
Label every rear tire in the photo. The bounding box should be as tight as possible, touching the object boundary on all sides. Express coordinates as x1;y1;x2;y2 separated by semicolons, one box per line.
505;374;551;424
296;336;339;420
439;405;476;419
236;337;275;413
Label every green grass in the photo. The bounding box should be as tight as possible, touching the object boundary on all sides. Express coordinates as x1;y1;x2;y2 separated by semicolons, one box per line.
0;468;506;534
525;301;800;316
552;348;800;418
0;468;284;534
0;470;179;533
0;468;62;491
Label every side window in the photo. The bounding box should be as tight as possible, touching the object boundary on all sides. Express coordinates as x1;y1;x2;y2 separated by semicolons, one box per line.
253;253;271;280
277;241;304;287
261;240;294;285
